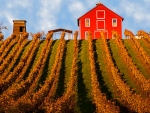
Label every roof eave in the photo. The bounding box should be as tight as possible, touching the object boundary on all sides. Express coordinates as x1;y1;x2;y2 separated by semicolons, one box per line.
77;4;101;26
77;19;79;26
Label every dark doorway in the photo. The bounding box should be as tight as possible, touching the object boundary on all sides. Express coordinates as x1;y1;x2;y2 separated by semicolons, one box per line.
20;26;24;32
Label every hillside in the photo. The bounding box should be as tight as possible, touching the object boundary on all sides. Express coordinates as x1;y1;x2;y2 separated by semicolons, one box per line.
0;30;150;113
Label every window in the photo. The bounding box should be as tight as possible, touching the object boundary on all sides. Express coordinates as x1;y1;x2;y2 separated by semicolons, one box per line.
85;31;88;39
97;20;105;30
85;18;90;27
112;19;117;27
112;34;115;39
97;10;105;19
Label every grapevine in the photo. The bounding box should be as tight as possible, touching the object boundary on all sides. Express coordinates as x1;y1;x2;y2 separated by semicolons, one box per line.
99;31;150;112
47;31;78;113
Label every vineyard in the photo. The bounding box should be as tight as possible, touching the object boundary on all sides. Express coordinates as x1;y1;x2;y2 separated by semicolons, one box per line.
0;29;150;113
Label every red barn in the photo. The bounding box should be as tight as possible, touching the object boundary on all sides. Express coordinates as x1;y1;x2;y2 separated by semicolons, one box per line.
77;2;124;39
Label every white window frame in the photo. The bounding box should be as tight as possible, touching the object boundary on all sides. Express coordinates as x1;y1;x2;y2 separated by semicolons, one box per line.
97;20;105;30
96;10;105;19
85;18;90;27
112;18;117;27
85;31;88;39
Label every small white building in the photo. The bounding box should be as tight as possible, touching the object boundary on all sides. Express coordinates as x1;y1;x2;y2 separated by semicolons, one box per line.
125;35;143;39
134;35;143;39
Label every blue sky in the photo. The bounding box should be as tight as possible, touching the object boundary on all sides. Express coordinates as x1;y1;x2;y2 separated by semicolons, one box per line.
0;0;150;39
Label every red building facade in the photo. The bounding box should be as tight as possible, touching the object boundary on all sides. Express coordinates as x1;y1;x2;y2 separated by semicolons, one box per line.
77;3;124;39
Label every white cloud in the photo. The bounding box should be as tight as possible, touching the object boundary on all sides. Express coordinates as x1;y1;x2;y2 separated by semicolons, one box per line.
85;0;104;7
36;0;62;32
0;10;17;38
68;1;87;20
37;19;56;32
14;1;31;8
119;0;150;21
5;14;15;26
6;0;32;9
0;0;32;38
117;0;150;35
39;0;61;13
144;0;150;3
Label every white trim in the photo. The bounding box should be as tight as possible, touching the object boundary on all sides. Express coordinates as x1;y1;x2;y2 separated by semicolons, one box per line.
97;20;105;30
112;18;117;27
96;10;105;19
79;20;81;39
121;19;122;38
85;18;90;27
94;30;108;39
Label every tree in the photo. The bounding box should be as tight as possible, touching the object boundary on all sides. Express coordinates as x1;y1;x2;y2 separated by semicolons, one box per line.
0;22;7;40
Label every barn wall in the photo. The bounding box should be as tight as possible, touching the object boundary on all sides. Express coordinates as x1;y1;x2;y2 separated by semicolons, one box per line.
79;4;123;39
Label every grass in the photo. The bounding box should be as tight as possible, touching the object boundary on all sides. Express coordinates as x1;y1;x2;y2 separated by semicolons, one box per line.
123;39;150;79
45;40;60;76
23;40;44;79
10;41;31;72
0;40;17;65
31;40;45;67
38;40;60;86
95;39;113;99
96;39;132;112
21;40;32;57
76;40;95;113
137;39;150;56
55;40;68;98
108;39;140;93
63;40;74;90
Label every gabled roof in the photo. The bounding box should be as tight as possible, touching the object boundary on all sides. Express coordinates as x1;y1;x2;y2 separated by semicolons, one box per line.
13;20;27;23
77;3;124;26
48;28;72;33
